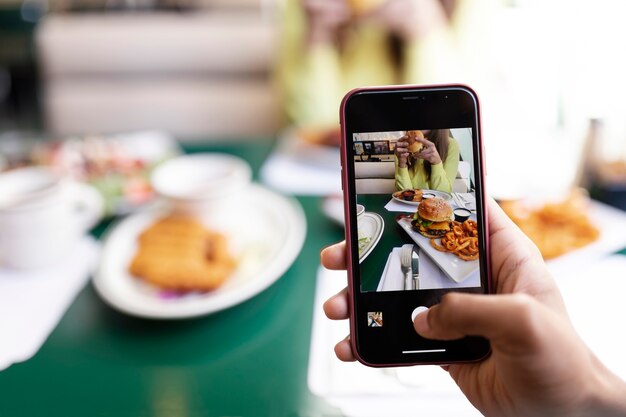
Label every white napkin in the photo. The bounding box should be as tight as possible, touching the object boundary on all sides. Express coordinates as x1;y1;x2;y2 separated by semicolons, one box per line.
0;236;100;371
377;247;478;291
379;248;405;291
384;199;417;213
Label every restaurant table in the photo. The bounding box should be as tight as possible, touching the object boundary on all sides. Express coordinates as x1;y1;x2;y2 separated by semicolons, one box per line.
357;194;480;292
0;139;345;417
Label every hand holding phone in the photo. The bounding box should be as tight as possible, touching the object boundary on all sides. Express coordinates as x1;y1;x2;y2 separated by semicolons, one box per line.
322;197;626;416
340;84;491;366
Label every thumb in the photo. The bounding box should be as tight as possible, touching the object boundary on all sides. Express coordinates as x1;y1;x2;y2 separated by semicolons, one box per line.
414;292;545;353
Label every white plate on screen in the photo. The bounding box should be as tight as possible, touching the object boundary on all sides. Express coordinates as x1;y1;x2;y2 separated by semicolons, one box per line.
397;216;478;283
93;184;306;319
358;212;384;263
391;189;452;206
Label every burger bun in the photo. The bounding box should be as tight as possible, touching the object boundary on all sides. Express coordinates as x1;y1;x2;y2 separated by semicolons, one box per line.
417;197;453;222
408;142;424;154
406;130;425;154
412;197;453;238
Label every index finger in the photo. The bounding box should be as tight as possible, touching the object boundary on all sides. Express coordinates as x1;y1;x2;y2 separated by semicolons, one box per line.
321;241;347;270
414;136;432;146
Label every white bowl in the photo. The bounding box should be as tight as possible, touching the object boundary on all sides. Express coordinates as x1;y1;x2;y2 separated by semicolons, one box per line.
151;153;252;215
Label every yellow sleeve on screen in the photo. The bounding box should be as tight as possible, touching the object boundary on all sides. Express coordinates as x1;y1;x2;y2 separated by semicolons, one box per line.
395;163;414;191
428;138;460;193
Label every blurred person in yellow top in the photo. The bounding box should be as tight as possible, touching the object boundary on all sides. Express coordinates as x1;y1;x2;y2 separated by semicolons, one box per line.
394;129;459;192
276;0;496;131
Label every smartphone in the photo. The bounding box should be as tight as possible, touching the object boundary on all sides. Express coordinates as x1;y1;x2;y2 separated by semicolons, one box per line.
340;84;491;366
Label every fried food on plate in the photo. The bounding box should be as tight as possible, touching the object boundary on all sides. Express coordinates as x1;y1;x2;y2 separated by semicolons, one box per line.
394;189;424;202
430;219;480;261
129;216;236;291
499;192;600;260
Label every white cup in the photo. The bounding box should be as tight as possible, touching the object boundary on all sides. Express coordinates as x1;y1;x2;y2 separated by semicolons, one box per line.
151;153;252;216
0;167;104;269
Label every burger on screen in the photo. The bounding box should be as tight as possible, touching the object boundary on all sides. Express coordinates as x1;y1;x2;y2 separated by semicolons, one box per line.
407;130;424;154
412;197;453;238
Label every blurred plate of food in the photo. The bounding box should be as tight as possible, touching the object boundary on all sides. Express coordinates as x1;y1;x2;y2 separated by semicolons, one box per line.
499;190;626;274
32;131;181;215
259;128;342;195
297;127;341;148
93;184;306;319
279;127;341;170
391;189;452;206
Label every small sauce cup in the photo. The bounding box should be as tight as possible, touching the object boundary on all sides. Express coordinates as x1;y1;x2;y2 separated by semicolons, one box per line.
454;208;471;222
401;190;415;201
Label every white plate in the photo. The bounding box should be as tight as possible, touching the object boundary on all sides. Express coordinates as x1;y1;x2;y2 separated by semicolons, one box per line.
397;216;478;283
391;189;452;206
93;184;306;319
357;212;384;263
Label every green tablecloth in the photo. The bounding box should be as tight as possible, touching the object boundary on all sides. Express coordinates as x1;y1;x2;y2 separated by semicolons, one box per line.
0;139;344;417
4;139;625;417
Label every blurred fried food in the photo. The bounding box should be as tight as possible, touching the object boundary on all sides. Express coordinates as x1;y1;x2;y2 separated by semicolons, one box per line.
130;216;236;291
500;192;600;260
298;128;341;148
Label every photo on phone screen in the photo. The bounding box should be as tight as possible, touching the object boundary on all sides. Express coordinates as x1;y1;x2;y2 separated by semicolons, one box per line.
353;128;480;293
342;86;490;366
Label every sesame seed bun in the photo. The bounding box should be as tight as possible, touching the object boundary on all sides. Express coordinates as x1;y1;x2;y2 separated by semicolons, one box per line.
417;197;453;223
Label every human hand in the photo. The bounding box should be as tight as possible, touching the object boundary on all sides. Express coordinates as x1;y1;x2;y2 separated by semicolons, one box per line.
321;198;626;417
395;137;410;168
301;0;351;46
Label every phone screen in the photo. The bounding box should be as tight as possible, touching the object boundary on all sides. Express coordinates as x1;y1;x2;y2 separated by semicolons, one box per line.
341;86;490;365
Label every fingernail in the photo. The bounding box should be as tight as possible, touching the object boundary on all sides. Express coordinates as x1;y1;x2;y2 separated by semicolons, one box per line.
413;310;430;334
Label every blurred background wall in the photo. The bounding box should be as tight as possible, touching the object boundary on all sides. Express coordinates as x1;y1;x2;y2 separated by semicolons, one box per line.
1;0;279;139
1;0;626;161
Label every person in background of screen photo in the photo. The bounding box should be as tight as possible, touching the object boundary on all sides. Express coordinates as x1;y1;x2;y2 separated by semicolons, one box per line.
395;129;459;192
276;0;483;132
